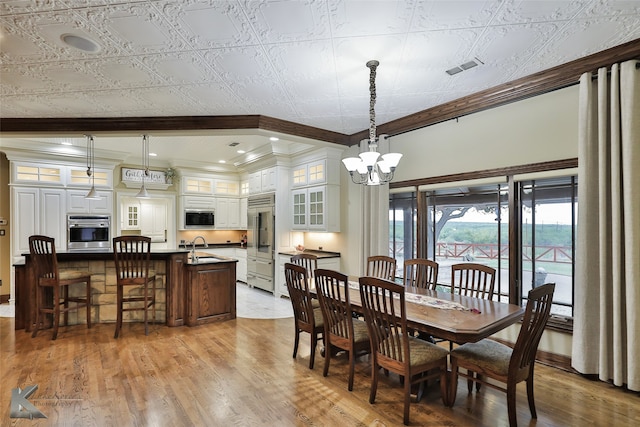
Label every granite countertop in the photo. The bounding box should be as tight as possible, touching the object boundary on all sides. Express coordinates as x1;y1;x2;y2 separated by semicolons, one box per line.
278;249;341;259
178;242;245;250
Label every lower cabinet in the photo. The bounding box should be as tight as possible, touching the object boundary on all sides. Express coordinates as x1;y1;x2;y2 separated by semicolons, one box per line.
184;261;236;326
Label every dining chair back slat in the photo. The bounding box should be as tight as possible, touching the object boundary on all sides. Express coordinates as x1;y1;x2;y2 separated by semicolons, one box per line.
451;263;496;300
366;255;397;281
403;258;439;291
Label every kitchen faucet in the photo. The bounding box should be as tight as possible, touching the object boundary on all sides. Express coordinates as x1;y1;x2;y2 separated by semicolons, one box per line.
191;236;208;262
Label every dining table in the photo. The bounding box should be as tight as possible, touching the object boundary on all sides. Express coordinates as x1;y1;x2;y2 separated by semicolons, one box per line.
337;281;525;345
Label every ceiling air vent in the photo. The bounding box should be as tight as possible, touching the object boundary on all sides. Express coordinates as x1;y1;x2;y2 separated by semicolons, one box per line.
228;142;239;147
446;58;483;76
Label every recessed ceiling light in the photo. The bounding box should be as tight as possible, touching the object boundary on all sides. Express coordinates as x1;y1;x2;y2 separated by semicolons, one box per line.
61;33;101;53
149;152;158;157
61;141;72;146
269;137;279;141
218;160;226;164
237;150;246;154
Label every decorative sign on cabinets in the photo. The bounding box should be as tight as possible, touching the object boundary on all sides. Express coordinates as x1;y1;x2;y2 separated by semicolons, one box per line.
121;168;171;189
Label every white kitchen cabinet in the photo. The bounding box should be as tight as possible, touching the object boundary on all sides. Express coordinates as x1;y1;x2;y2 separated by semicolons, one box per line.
291;185;340;232
67;189;113;215
182;177;213;194
248;167;277;195
215;197;240;229
318;256;340;271
276;254;289;298
121;200;140;230
140;200;167;242
248;171;261;194
292;159;327;187
235;248;247;282
11;187;66;258
214;179;239;196
261;167;277;192
239;197;248;229
182;195;216;210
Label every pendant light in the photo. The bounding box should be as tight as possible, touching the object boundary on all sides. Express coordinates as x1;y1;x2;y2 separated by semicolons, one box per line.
342;60;402;185
84;134;101;199
136;134;151;199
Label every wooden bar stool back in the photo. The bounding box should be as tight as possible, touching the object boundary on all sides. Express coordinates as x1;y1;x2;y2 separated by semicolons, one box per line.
29;235;92;340
112;235;156;338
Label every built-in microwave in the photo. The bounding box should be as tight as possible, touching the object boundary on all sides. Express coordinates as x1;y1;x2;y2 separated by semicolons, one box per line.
185;210;215;228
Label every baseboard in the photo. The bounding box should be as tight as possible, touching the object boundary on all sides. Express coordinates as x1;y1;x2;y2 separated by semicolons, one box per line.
493;337;573;373
0;294;9;304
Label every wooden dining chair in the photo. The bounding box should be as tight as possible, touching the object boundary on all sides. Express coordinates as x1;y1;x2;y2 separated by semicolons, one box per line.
290;253;320;307
358;276;449;425
284;262;323;369
29;235;92;340
451;263;496;300
315;269;370;391
449;283;556;427
403;258;439;291
290;253;318;281
366;255;397;281
112;235;157;338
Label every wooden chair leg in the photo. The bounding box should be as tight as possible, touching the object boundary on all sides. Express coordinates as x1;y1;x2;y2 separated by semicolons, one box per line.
309;333;317;369
51;285;60;340
403;371;412;425
369;361;379;404
448;363;459;407
31;286;42;338
507;383;518;427
322;341;331;378
527;375;537;418
347;349;355;391
62;285;69;327
86;278;92;329
292;325;300;358
114;286;123;339
144;284;149;336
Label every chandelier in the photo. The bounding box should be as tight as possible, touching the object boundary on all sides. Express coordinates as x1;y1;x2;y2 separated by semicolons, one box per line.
342;60;402;185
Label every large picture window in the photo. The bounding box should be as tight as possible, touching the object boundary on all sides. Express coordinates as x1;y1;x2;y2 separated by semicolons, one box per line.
390;171;577;330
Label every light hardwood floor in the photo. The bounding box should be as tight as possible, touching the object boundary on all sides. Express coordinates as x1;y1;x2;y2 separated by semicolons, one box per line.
1;312;638;426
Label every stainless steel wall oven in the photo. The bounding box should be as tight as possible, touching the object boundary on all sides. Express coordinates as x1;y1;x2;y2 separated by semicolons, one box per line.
67;215;111;251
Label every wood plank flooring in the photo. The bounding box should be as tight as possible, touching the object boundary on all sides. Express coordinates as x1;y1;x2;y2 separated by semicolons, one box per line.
1;315;638;426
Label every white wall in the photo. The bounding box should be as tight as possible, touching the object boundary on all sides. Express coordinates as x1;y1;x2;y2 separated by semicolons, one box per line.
338;85;580;357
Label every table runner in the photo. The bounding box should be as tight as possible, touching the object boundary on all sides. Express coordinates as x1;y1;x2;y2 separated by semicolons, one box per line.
348;281;477;312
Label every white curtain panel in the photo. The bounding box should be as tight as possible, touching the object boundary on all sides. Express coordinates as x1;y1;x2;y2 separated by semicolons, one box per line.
572;60;640;391
360;184;390;274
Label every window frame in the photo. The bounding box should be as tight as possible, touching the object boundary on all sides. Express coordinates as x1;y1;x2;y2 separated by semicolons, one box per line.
390;159;577;333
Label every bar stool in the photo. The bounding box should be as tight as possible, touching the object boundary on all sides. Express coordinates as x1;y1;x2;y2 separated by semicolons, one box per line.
29;235;92;340
112;235;156;338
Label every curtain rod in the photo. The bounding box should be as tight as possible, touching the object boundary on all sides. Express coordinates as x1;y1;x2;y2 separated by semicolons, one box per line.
591;61;640;80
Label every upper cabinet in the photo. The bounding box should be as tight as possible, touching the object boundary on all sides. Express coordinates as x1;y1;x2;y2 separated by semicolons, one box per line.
291;185;340;232
182;176;213;195
290;148;343;232
67;190;113;214
248;166;277;195
292;159;330;187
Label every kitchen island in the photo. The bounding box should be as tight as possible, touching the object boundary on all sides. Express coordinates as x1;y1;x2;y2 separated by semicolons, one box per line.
14;249;237;332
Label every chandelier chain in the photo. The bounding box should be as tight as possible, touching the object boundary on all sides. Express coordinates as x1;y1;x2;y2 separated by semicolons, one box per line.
368;61;377;143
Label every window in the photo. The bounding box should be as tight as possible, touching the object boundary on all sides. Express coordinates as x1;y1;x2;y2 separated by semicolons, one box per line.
389;192;417;279
518;176;577;319
390;172;578;330
425;184;508;297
